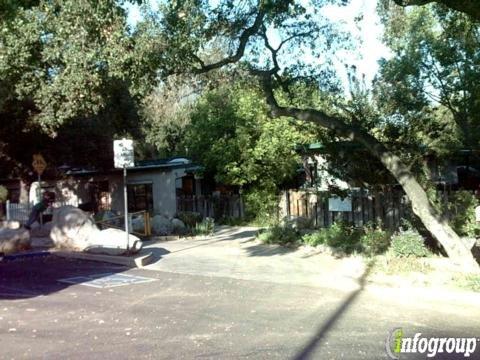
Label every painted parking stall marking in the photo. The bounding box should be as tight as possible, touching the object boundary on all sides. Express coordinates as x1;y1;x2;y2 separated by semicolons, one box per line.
58;273;157;289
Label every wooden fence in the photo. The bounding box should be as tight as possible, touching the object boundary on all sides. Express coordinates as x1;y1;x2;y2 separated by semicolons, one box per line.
280;188;410;230
176;195;245;220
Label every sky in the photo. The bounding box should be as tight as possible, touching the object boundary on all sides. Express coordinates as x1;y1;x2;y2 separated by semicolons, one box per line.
321;0;391;85
124;0;391;88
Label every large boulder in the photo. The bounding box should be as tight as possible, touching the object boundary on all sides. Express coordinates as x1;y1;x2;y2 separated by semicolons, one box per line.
0;227;31;254
171;218;186;234
1;221;20;230
131;214;146;233
85;228;143;255
30;222;53;238
151;215;173;235
50;206;99;250
49;206;142;254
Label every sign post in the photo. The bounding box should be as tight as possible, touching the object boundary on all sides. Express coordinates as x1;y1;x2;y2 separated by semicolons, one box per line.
32;154;47;225
113;139;134;251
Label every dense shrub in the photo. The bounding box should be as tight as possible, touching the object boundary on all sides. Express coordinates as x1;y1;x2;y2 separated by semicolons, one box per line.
301;222;362;254
389;230;431;258
301;231;327;247
0;185;7;203
257;225;300;246
244;189;279;226
194;217;215;235
360;226;391;256
447;190;479;238
176;211;203;228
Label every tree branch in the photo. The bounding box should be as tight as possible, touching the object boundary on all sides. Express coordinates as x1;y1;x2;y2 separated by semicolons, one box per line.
393;0;480;21
193;7;266;74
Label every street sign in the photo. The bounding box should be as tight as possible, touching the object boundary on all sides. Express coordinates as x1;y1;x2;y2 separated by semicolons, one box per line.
113;139;134;251
32;154;47;175
113;139;134;169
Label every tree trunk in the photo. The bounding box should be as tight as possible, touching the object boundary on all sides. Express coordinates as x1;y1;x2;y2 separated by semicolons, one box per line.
262;79;479;272
377;151;479;272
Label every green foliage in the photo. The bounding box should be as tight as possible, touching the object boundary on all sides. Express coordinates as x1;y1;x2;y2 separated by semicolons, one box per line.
301;222;362;254
374;256;434;275
0;0;164;177
301;230;327;247
445;191;479;238
389;230;431;258
174;81;316;222
183;83;313;187
257;225;301;246
176;211;203;228
194;217;215;236
427;188;480;238
359;226;391;256
0;185;7;202
455;274;480;292
376;4;480;157
243;188;280;226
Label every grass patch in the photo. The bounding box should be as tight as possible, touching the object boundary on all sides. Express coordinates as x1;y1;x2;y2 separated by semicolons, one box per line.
453;274;480;292
373;256;434;275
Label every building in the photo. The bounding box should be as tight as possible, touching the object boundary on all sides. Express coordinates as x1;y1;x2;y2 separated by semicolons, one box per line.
2;157;203;218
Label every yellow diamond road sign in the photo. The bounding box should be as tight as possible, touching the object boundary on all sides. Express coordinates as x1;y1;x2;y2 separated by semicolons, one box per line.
32;154;47;175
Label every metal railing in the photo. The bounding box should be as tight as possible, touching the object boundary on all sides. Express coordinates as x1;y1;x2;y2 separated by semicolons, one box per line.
94;210;151;237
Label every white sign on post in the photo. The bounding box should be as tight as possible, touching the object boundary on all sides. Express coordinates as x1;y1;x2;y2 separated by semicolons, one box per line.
113;139;134;169
113;139;134;252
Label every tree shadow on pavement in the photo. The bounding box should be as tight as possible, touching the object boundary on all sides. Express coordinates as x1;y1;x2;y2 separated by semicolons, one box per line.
243;243;297;257
0;250;167;300
292;260;374;360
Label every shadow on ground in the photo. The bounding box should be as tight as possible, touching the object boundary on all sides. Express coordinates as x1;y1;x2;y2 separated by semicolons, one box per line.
292;261;374;360
0;248;168;300
243;243;297;257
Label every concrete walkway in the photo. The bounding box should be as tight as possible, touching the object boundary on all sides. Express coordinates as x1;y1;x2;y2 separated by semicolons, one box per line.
143;226;480;305
143;226;365;292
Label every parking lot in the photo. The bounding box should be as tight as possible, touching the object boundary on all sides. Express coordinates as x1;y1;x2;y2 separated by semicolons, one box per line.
1;228;480;359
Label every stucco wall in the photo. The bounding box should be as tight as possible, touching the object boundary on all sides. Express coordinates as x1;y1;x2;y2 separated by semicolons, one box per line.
111;167;188;217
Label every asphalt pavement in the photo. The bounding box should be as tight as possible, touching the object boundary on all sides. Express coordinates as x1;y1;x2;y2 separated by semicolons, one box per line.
1;228;480;359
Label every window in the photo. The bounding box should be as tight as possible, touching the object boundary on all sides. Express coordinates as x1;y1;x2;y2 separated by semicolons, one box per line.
127;183;153;213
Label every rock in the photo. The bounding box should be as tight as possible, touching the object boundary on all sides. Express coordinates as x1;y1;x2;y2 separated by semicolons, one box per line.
85;228;143;255
171;218;186;234
281;216;312;230
151;215;173;236
30;222;53;238
49;205;143;255
1;221;20;230
50;206;99;250
131;214;145;233
0;228;31;254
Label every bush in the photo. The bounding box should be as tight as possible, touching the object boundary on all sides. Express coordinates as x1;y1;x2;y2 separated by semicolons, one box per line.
176;211;203;228
244;188;279;226
447;190;479;238
301;222;362;254
301;230;328;247
360;226;391;256
194;217;215;235
456;274;480;292
389;230;431;258
257;225;300;246
0;185;7;203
